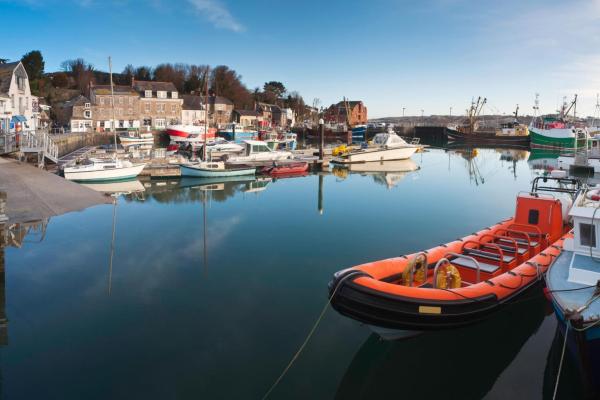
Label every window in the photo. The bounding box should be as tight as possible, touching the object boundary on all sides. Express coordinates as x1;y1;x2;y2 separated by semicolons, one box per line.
84;110;92;119
155;118;165;128
157;103;165;113
100;97;105;106
11;94;14;108
143;118;151;126
157;91;167;99
528;209;539;225
171;105;176;113
84;102;91;109
129;120;134;126
145;90;152;98
119;120;124;128
172;92;178;99
580;223;596;247
100;121;105;128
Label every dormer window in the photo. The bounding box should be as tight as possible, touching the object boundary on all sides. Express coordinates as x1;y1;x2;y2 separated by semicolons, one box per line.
157;91;167;99
84;102;91;109
172;92;178;99
579;223;596;247
145;90;152;98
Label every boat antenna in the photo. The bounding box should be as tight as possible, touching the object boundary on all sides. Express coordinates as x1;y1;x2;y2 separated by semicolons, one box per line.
109;56;117;156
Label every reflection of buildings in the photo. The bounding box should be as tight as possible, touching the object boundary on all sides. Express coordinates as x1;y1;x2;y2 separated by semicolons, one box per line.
0;219;48;346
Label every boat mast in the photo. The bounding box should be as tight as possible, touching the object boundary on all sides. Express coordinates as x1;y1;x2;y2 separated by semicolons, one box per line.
204;67;209;161
109;56;117;153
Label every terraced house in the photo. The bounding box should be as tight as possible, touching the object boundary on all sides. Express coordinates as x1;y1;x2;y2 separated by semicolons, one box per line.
89;84;140;131
132;80;182;130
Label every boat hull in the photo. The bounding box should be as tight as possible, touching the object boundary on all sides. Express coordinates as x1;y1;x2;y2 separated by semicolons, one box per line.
529;127;584;150
179;164;256;178
218;131;258;142
446;128;530;145
333;146;418;164
64;163;146;182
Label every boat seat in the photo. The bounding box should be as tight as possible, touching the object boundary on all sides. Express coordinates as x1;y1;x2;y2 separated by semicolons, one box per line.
483;243;528;255
497;237;539;248
463;248;515;264
449;257;500;274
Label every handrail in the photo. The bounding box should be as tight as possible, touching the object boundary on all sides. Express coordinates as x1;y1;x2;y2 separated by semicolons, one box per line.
432;258;451;288
462;240;506;271
494;228;533;254
480;233;520;258
444;252;481;284
507;223;546;247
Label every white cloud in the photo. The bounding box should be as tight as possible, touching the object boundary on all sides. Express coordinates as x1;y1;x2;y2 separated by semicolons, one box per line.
187;0;244;32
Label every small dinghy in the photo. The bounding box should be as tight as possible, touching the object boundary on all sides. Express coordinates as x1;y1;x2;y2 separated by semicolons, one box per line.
261;161;308;176
329;177;579;339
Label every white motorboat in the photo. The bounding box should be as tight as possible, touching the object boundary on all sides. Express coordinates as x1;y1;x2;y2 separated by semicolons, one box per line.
206;137;244;153
224;140;293;164
81;179;146;194
118;131;154;144
331;131;422;164
64;158;146;182
179;161;256;178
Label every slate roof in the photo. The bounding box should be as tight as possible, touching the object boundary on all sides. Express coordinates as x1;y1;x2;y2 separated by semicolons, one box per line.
133;80;177;92
181;94;204;110
209;95;233;105
63;95;90;108
0;61;20;96
91;85;138;96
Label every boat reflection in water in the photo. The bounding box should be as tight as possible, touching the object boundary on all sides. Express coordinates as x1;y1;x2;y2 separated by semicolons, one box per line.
332;159;419;189
81;179;146;195
335;294;551;400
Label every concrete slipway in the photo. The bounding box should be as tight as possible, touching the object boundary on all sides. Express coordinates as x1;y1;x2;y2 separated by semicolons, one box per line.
0;157;111;224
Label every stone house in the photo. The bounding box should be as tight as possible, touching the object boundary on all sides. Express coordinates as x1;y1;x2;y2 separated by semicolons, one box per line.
232;109;259;127
181;94;206;126
208;95;234;126
0;61;35;133
89;84;141;131
132;80;183;130
58;95;94;133
324;100;368;125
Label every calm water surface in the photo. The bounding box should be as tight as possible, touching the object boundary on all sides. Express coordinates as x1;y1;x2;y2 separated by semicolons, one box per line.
3;147;585;399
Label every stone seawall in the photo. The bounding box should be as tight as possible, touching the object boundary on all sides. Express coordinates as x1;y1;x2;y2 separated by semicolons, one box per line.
52;133;113;157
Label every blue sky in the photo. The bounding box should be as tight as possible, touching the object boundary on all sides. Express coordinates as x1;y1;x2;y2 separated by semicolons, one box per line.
2;0;600;118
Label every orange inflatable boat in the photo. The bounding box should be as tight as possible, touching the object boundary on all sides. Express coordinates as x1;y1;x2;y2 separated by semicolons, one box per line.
329;178;579;338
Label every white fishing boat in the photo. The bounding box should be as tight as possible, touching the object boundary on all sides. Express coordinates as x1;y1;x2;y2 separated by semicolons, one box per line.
64;57;146;182
529;94;588;150
179;161;256;178
118;130;154;144
64;158;146;182
331;130;422;164
224;140;293;164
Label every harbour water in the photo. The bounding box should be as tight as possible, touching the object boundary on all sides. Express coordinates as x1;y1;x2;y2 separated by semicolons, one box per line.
2;147;586;399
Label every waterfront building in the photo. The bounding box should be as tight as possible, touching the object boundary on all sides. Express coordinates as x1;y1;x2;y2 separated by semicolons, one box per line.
208;95;234;127
181;94;206;126
132;80;183;130
232;109;259;128
60;95;94;133
324;100;368;125
89;84;141;131
0;61;35;133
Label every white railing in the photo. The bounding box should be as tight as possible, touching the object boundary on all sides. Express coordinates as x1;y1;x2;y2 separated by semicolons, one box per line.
18;130;59;162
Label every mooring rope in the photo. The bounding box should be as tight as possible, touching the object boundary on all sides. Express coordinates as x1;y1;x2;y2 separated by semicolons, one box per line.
552;322;569;400
261;271;362;400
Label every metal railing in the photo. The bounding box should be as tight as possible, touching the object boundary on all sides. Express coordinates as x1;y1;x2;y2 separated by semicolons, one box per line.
18;130;59;162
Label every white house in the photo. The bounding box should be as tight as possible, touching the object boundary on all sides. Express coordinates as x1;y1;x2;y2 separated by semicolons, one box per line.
0;60;35;133
181;94;206;125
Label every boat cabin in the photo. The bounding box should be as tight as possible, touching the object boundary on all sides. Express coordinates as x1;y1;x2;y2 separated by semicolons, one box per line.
371;133;408;148
242;140;275;156
561;190;600;285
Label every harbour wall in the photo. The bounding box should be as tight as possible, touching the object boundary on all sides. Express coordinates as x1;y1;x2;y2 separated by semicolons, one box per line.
52;133;113;157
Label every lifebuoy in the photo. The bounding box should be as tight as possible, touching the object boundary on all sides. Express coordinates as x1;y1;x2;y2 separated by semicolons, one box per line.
586;189;600;201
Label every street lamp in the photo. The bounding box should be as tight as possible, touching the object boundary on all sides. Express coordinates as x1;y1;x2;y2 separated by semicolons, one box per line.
402;107;405;117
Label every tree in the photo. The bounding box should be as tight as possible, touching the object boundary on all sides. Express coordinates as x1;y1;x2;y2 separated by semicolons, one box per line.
210;65;253;109
153;63;186;92
21;50;45;80
184;64;210;94
121;64;135;85
263;81;286;99
134;66;152;81
52;72;69;88
60;58;95;94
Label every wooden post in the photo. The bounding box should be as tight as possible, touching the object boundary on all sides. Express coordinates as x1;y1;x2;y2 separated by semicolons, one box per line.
318;174;324;215
318;118;324;160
